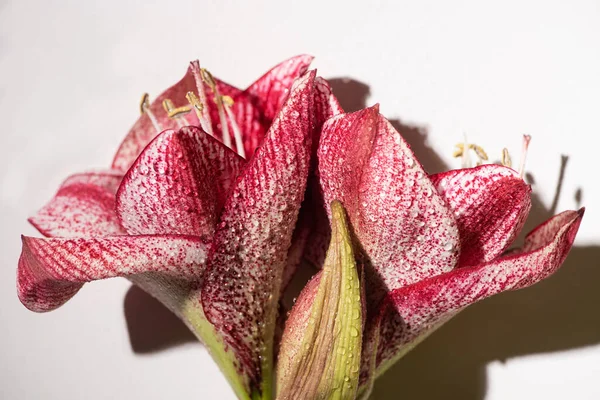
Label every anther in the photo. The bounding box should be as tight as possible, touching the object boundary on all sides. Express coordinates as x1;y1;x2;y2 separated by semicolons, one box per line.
139;93;162;133
501;148;512;168
162;99;191;128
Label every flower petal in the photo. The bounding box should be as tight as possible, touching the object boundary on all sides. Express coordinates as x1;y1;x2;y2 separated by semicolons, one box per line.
430;164;532;266
200;71;316;397
318;108;460;302
374;208;584;378
28;171;125;238
17;235;209;312
116;126;244;238
277;201;362;400
245;54;314;122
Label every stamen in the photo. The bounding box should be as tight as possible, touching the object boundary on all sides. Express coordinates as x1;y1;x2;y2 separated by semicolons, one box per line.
189;60;214;136
501;148;512;168
222;95;246;158
453;143;465;158
461;134;472;168
518;134;532;178
162;99;191;129
453;140;488;167
201;68;232;149
139;93;162;133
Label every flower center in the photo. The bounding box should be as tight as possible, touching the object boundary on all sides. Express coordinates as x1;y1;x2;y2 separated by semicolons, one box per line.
155;61;246;158
454;134;532;179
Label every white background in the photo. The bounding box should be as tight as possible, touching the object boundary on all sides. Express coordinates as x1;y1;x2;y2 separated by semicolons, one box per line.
1;0;599;399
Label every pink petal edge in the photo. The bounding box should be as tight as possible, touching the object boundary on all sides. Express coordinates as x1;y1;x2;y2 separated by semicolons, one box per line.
28;171;125;238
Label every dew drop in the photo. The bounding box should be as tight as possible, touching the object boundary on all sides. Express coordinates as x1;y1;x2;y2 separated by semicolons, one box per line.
444;242;454;252
350;327;359;337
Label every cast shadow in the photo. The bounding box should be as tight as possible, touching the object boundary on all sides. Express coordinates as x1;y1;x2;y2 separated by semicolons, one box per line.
122;78;599;400
123;285;195;353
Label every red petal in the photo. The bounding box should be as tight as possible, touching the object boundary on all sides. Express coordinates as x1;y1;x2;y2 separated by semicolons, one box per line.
17;235;209;312
430;164;532;266
116;126;244;238
201;71;316;391
318;108;460;301
375;209;584;376
29;171;125;238
245;55;314;122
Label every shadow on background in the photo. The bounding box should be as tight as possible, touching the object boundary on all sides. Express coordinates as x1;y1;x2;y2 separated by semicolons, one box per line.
123;78;600;399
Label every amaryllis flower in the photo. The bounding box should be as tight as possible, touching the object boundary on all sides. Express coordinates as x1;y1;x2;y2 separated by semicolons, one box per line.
17;56;342;399
275;105;583;398
17;53;584;400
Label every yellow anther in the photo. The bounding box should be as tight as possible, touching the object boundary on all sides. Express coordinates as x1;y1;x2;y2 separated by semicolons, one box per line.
453;144;464;158
140;93;150;115
162;99;175;113
222;95;234;107
453;143;488;161
201;68;217;88
186;91;203;112
501;148;512;167
162;98;191;119
167;106;192;118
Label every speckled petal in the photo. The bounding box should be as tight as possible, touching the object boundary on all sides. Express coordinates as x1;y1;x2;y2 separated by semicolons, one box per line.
374;209;584;378
116;126;244;238
245;55;314;122
17;235;209;312
28;171;125;238
201;71;316;397
430;164;532;266
319;108;460;303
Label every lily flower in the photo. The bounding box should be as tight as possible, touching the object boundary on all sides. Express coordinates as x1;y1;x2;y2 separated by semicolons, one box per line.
292;104;583;397
17;55;341;399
